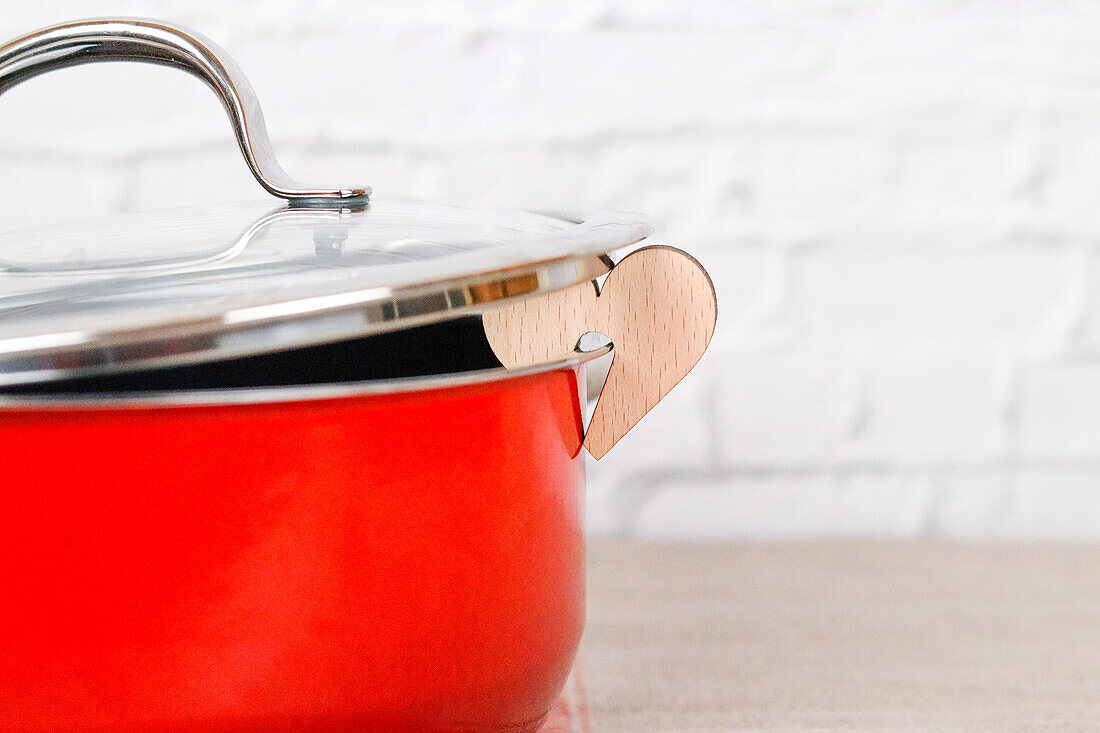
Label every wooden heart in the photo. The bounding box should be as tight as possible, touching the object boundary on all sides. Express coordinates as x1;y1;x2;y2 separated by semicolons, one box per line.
483;245;717;459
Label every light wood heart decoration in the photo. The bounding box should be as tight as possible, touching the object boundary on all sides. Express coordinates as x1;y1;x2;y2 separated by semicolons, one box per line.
483;245;717;459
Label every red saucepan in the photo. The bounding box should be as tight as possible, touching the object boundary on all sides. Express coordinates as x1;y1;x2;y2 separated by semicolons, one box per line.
0;19;716;732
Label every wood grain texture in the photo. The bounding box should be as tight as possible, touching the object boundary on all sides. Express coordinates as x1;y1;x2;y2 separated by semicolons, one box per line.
483;246;717;459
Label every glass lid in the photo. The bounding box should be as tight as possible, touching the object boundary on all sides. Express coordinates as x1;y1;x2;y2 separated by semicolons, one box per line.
0;18;652;386
0;198;651;386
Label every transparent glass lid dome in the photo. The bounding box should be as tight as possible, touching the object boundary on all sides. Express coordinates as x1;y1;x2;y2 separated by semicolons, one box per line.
0;197;652;386
0;18;653;386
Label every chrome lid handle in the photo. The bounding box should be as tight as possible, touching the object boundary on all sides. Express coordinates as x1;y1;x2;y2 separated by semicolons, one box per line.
0;18;369;203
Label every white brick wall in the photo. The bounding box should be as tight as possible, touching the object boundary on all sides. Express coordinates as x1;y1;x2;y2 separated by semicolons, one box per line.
4;1;1100;539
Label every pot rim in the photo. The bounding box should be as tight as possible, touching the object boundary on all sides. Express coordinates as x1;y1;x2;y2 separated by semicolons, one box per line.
0;346;609;410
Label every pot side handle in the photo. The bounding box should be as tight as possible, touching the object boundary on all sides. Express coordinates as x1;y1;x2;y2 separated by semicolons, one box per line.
0;18;368;204
483;246;717;459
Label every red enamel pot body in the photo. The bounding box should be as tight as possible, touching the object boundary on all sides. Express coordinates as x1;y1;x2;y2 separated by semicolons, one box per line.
0;363;588;732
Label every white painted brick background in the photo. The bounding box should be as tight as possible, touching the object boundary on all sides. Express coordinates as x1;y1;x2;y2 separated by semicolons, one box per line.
3;1;1100;539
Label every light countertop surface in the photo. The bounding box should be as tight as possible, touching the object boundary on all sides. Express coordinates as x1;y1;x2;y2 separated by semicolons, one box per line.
578;540;1100;732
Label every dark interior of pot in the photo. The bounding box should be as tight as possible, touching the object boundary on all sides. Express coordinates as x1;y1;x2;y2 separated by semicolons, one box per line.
0;316;503;395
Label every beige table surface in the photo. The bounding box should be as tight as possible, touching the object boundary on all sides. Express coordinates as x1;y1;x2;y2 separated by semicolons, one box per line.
578;540;1100;732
